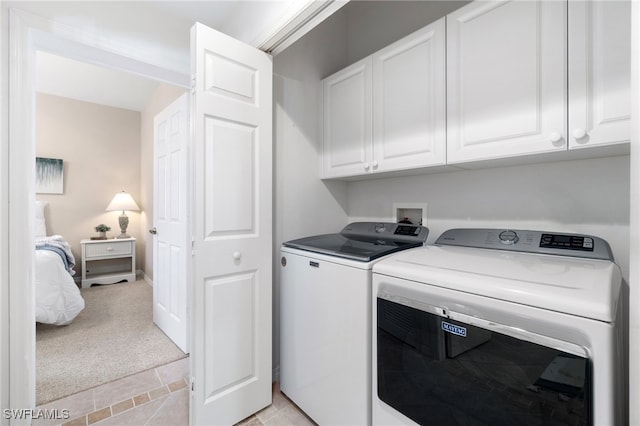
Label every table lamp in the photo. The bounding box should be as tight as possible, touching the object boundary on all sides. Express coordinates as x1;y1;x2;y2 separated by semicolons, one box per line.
106;190;140;239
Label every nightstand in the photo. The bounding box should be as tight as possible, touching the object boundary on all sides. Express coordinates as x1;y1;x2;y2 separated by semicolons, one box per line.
80;237;136;288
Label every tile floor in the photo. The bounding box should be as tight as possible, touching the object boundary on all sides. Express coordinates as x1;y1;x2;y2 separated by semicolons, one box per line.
33;357;315;426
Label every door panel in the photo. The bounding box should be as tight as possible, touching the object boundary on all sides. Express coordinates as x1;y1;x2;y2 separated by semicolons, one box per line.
204;273;257;397
204;117;256;235
153;93;189;353
447;0;567;163
191;22;272;426
322;57;373;178
204;52;259;103
568;0;631;148
373;18;446;171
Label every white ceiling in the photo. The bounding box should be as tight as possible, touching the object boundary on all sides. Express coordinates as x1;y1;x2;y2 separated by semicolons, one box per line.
29;0;312;111
36;52;162;112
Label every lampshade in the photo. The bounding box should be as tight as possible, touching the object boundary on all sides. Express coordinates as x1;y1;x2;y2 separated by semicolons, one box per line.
106;191;140;213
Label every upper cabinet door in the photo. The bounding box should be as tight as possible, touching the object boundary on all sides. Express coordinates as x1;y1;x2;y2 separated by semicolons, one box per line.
568;0;631;149
322;57;373;178
447;1;567;164
372;17;446;172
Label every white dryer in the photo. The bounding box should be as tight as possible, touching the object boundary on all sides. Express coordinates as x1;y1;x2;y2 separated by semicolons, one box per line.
280;222;428;425
372;228;625;426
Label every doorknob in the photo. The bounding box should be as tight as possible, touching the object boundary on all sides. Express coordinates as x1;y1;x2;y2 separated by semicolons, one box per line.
149;227;157;235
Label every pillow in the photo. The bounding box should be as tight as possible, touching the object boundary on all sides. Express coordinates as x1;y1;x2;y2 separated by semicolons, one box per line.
34;200;47;238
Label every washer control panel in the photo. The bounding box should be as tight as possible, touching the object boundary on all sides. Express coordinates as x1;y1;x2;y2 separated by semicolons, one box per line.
436;228;613;261
341;222;429;243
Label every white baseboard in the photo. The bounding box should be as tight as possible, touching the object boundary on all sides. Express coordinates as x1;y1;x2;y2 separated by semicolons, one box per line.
142;271;152;286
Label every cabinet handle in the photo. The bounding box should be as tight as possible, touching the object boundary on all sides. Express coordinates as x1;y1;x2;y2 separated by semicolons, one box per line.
573;128;588;142
549;132;564;146
106;247;114;252
233;251;242;261
372;160;379;169
364;163;370;171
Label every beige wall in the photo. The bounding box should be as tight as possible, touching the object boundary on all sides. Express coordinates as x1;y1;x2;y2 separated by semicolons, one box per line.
36;93;142;276
140;84;187;282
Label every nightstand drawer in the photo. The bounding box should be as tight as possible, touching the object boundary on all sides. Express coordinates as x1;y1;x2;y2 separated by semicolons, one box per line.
85;240;132;258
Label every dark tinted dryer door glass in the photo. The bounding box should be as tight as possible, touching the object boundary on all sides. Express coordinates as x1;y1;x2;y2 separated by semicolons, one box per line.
377;298;591;426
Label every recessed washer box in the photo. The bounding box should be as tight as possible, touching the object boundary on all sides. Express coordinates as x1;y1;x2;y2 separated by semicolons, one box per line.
393;202;427;226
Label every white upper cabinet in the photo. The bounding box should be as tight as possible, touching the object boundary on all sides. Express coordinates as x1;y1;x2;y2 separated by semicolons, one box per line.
568;0;631;149
322;0;631;178
322;18;445;179
446;1;567;164
322;57;372;178
372;18;446;173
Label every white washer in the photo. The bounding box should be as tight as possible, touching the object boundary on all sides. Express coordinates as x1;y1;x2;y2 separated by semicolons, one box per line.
280;222;428;425
372;229;625;426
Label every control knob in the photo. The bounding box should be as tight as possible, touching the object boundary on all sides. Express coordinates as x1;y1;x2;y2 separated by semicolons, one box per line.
499;230;519;245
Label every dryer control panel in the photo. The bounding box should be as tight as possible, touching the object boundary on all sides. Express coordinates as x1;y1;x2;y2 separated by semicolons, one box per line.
539;233;594;251
436;228;614;261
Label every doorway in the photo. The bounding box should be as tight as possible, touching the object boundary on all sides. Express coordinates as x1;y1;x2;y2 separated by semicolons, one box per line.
5;9;192;412
34;52;189;406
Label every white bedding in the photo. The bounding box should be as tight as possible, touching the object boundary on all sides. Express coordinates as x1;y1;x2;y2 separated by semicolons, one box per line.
35;244;84;326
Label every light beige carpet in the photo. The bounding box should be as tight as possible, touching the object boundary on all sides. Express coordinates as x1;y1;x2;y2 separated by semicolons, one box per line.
36;279;187;405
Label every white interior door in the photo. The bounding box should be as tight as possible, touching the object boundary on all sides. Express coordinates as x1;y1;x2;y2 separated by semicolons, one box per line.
153;93;189;353
190;22;273;426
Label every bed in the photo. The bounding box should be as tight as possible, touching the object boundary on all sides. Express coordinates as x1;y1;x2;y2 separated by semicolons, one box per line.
35;201;84;325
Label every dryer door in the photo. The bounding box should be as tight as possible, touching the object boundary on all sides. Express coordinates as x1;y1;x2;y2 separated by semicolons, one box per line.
376;297;592;426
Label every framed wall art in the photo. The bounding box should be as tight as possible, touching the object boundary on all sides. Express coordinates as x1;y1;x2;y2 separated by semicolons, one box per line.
36;157;64;194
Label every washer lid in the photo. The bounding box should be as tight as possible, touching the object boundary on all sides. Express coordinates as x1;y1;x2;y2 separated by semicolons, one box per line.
283;233;423;262
373;245;621;323
283;222;428;262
